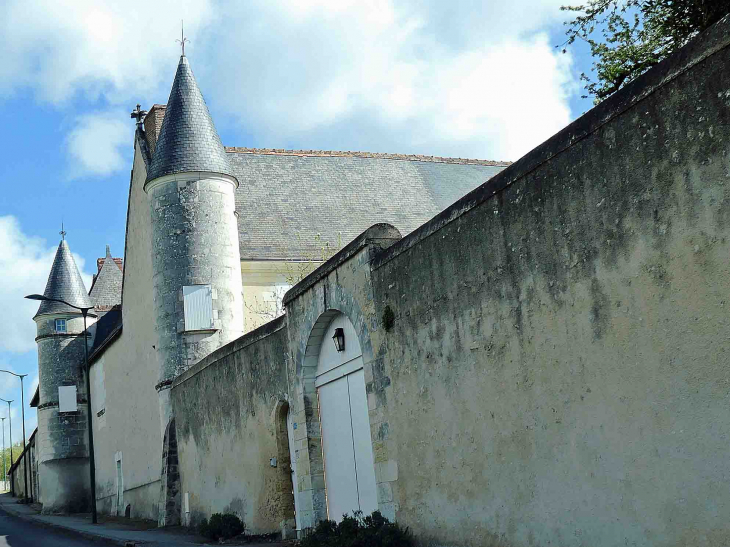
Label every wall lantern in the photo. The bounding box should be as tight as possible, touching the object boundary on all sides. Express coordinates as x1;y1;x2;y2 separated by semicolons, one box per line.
332;328;345;352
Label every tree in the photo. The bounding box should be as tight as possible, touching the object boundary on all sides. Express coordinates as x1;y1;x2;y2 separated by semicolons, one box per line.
561;0;728;103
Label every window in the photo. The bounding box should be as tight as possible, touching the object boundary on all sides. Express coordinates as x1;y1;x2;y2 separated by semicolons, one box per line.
55;319;67;333
58;386;77;412
183;285;214;331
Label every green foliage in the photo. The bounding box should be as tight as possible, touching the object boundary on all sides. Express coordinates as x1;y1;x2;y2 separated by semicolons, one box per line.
301;510;414;547
0;443;22;483
199;512;245;541
561;0;728;102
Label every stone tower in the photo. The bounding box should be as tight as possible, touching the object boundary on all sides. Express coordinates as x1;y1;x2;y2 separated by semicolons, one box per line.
34;238;96;513
144;54;244;433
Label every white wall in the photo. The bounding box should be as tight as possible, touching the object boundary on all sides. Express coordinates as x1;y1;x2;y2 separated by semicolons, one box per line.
89;138;162;521
241;261;291;331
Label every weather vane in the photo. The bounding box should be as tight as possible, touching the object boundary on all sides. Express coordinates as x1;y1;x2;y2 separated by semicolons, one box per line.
176;20;189;56
60;221;66;241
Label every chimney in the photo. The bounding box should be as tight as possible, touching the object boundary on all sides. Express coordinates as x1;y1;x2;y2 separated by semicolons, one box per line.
143;104;167;156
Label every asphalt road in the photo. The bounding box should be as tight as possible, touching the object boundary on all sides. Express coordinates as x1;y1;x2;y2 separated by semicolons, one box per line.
0;505;112;546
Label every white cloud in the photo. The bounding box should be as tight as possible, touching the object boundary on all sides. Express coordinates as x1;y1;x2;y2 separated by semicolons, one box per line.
0;0;214;104
66;111;132;178
0;0;578;169
0;216;92;354
200;0;577;159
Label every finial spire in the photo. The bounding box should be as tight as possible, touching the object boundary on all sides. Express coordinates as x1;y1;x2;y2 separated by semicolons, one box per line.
176;20;189;57
59;222;66;241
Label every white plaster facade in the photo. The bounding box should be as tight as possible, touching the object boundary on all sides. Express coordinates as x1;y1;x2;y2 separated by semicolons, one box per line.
89;139;163;520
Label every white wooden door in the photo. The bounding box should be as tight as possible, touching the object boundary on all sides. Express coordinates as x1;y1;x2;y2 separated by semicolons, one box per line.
319;369;378;521
319;375;360;521
286;408;301;531
347;368;378;516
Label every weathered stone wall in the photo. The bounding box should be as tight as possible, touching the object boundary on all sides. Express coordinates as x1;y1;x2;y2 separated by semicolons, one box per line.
362;16;730;547
170;316;291;534
9;431;36;501
167;17;730;546
35;313;92;513
147;173;244;387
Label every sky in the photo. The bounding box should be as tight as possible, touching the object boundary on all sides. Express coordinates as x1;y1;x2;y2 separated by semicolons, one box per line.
0;0;595;447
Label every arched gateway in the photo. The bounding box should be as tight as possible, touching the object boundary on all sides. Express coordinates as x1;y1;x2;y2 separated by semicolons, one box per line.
308;312;378;522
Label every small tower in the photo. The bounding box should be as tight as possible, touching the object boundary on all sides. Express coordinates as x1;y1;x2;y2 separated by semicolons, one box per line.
144;54;244;434
34;238;96;513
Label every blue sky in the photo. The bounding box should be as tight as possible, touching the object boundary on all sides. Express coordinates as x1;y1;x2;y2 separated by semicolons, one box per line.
0;0;594;444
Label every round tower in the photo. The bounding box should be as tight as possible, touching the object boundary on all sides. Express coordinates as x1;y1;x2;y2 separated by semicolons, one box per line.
33;238;97;513
144;54;244;431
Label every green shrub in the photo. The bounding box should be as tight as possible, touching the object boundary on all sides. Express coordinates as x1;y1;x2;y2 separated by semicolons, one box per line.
301;510;414;547
199;512;245;540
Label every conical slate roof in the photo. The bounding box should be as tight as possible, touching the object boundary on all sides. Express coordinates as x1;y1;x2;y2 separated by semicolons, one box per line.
89;245;123;310
146;55;236;182
35;240;94;317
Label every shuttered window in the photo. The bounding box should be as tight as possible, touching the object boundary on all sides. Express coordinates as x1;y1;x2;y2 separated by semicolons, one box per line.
58;386;77;412
183;285;214;331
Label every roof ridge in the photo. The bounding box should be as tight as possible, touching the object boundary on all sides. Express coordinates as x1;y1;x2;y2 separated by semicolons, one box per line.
224;147;511;166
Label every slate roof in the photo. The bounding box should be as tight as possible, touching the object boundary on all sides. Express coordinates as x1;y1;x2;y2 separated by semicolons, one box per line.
146;56;235;183
89;308;122;362
89;246;123;311
35;240;94;318
229;149;508;260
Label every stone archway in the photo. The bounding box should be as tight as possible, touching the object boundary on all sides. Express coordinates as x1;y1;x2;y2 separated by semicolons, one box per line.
315;313;378;522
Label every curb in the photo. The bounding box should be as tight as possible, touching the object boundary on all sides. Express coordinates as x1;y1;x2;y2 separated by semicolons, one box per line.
0;501;140;546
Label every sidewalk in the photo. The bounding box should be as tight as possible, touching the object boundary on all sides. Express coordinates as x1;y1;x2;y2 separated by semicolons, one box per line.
0;493;288;546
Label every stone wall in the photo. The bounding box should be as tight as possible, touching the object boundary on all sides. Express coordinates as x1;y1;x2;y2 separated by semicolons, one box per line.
35;313;92;513
170;315;292;534
168;16;730;546
9;430;36;501
362;16;730;547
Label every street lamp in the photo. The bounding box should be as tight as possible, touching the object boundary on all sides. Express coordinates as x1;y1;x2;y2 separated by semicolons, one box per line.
1;416;6;492
0;371;28;503
25;294;97;524
0;399;13;467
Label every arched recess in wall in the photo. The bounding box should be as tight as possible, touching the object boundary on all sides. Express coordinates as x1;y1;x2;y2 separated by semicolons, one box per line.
309;311;377;522
159;418;181;527
273;400;296;536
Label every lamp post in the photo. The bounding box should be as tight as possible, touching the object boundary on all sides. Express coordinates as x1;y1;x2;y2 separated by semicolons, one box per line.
0;399;13;467
25;294;97;523
0;371;28;503
1;416;6;492
0;399;13;497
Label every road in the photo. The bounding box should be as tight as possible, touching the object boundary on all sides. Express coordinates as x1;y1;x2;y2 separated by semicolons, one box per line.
0;505;112;546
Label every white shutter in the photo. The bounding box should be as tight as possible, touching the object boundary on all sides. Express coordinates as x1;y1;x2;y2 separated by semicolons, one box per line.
183;285;214;331
58;386;77;412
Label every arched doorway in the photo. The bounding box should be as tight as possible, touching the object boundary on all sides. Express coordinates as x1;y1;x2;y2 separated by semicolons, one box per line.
316;313;377;522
